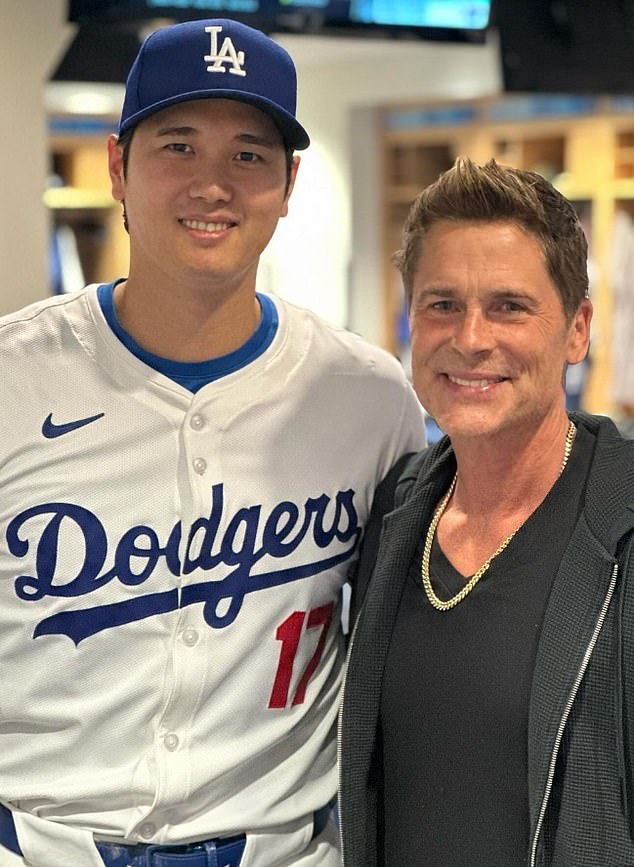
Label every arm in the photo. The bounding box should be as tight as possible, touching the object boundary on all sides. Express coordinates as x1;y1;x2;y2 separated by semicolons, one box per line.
348;451;415;629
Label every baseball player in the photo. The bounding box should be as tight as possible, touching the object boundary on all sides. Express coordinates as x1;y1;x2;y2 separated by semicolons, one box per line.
0;18;424;867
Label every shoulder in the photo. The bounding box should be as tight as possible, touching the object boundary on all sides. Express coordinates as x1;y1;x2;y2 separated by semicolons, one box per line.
0;288;91;344
574;410;634;466
392;436;454;505
269;296;426;458
348;439;452;623
0;288;99;400
271;295;410;383
569;410;634;550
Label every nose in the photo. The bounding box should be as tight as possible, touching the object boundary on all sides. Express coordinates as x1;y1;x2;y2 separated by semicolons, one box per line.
187;159;233;203
453;306;495;355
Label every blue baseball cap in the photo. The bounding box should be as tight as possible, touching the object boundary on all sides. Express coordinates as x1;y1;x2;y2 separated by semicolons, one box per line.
118;18;310;150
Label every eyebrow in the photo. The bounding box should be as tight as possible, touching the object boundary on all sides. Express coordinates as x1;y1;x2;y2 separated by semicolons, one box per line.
155;125;197;137
419;287;532;299
417;287;455;297
154;125;279;148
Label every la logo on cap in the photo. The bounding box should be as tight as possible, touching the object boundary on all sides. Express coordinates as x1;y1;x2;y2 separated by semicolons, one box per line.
204;25;247;77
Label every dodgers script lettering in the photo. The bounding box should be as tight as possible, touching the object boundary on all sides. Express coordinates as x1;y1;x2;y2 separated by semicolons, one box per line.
6;483;361;645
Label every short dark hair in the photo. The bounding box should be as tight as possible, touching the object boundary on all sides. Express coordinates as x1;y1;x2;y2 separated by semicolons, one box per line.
117;126;135;177
394;157;589;321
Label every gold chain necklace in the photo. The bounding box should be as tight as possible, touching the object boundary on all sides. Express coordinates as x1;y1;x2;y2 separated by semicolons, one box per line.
421;420;577;612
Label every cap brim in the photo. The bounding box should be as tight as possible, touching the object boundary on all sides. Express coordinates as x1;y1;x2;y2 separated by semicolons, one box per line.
119;89;310;150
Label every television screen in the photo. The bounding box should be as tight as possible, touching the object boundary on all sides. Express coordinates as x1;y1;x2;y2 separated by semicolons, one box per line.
59;0;491;81
344;0;490;29
68;0;492;41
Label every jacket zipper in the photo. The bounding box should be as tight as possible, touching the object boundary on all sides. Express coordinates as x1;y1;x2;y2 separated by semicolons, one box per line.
529;562;619;867
338;614;361;867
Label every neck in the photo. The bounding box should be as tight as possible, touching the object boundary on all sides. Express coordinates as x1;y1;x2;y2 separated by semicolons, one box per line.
113;277;261;362
433;415;575;580
449;414;572;517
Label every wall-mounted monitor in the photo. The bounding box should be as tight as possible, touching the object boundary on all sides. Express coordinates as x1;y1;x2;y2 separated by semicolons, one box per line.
67;0;492;43
57;0;491;82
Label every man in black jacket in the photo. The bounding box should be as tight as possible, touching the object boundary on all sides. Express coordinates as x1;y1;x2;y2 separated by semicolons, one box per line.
340;157;634;867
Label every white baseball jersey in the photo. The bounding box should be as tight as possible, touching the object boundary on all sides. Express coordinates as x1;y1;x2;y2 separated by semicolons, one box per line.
0;286;424;867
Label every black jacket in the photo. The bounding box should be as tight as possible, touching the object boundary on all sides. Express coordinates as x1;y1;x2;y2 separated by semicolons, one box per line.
340;412;634;867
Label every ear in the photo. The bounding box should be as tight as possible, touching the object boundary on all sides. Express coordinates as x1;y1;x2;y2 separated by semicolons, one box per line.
280;154;300;218
107;134;126;202
566;298;593;364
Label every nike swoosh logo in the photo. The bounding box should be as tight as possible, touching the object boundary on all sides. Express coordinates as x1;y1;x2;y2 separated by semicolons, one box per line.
42;412;105;439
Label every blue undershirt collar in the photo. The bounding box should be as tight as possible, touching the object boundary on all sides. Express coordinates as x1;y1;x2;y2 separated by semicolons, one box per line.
97;281;278;393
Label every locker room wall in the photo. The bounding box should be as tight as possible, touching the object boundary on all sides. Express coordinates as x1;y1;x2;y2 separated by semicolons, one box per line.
0;0;500;335
0;0;73;315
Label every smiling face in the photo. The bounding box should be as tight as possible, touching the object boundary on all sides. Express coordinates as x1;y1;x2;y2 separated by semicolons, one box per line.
108;98;298;299
408;220;592;444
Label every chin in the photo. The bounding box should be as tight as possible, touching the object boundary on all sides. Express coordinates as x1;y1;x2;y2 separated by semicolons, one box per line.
438;414;506;440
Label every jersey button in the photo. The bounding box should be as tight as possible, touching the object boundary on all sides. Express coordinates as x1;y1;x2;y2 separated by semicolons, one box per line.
190;414;205;431
183;628;199;647
164;732;180;751
192;457;207;475
140;823;155;839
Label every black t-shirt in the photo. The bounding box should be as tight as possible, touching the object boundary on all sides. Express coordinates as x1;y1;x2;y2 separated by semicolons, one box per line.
380;423;595;867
